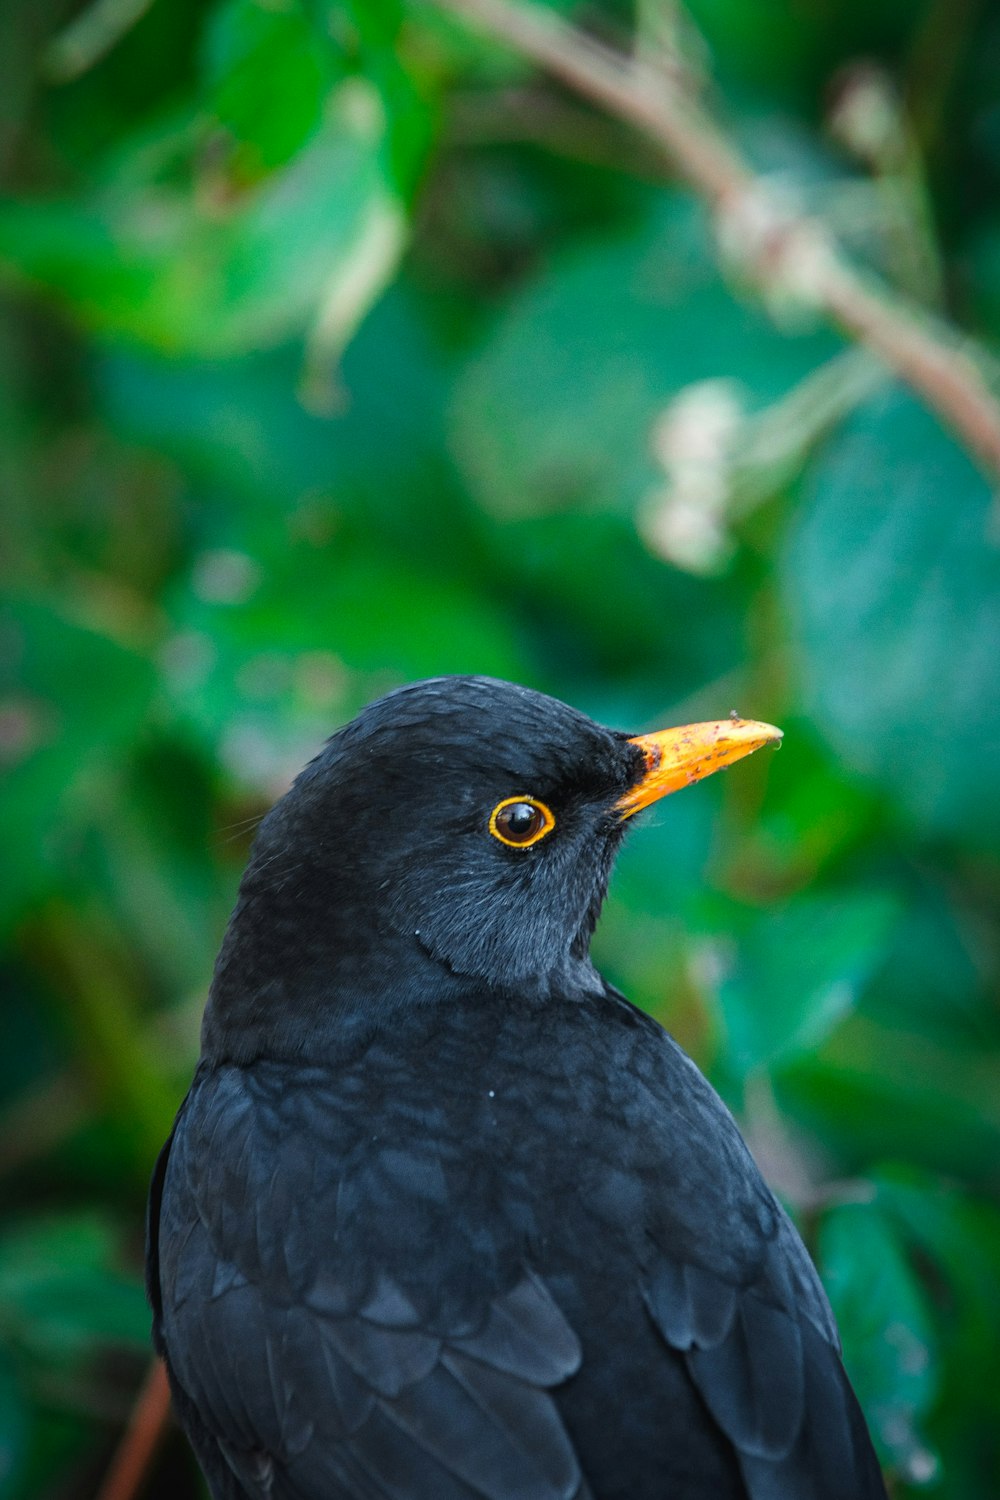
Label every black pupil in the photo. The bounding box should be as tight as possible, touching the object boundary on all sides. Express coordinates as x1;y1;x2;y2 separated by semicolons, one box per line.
502;802;541;840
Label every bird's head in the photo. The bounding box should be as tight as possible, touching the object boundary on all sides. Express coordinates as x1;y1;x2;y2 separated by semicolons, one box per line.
205;677;780;1059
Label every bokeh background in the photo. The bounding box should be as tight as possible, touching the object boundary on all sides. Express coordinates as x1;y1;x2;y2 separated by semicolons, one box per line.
3;0;1000;1496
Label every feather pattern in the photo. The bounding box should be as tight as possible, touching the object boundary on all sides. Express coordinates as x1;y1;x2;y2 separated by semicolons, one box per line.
151;986;885;1500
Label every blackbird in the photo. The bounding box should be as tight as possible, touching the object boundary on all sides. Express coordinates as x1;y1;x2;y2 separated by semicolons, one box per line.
147;675;887;1500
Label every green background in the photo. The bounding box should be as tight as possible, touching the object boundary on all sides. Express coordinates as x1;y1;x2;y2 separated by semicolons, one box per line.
2;0;1000;1495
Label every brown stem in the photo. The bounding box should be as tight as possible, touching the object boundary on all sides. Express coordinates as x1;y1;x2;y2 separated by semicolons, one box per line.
436;0;749;204
95;1360;172;1500
433;0;1000;480
44;0;155;81
820;262;1000;478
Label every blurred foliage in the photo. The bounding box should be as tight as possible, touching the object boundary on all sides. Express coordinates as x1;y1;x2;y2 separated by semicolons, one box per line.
1;0;1000;1495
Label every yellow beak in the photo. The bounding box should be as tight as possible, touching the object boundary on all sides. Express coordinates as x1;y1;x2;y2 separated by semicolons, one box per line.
616;718;783;818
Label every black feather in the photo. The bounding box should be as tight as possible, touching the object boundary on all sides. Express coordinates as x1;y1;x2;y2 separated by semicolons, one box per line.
148;677;886;1500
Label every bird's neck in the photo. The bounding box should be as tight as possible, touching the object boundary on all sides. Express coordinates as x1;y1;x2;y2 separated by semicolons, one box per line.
199;874;600;1067
200;873;431;1064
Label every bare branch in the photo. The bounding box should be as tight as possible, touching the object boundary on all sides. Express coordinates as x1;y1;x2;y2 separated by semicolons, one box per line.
433;0;1000;481
44;0;154;82
96;1360;172;1500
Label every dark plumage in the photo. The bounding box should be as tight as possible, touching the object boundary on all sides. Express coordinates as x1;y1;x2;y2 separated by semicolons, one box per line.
147;676;887;1500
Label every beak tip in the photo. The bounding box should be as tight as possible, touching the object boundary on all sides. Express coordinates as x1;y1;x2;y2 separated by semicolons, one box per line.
732;717;783;742
619;715;784;816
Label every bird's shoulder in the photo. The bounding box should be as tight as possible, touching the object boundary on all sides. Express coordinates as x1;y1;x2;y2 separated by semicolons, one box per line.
158;989;833;1341
556;988;884;1497
152;1030;589;1500
150;994;884;1500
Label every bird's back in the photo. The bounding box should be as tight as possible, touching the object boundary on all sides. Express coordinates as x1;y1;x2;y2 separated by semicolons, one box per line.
149;985;885;1500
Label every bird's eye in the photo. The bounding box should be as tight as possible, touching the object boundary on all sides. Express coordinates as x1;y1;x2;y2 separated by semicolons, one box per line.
489;796;555;849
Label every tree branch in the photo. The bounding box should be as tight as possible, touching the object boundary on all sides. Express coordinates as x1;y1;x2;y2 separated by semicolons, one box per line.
433;0;1000;481
96;1360;171;1500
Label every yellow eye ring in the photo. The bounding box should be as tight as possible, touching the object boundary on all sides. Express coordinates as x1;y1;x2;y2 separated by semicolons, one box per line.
489;796;556;849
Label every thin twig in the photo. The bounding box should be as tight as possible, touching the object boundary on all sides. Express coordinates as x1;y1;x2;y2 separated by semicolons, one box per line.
44;0;154;81
436;0;749;202
446;86;667;177
432;0;1000;481
95;1360;172;1500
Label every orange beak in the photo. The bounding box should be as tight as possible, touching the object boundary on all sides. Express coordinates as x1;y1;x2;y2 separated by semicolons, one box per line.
616;717;783;818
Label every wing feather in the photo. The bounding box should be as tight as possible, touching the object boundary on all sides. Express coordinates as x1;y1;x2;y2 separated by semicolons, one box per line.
644;1217;884;1497
152;1034;884;1500
687;1293;804;1460
156;1090;586;1500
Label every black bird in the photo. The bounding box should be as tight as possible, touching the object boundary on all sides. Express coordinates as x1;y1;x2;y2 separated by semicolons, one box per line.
148;676;886;1500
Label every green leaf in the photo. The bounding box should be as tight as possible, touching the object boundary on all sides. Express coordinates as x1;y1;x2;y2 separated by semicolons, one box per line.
872;1171;1000;1492
86;739;237;1002
863;880;1000;1048
202;0;335;171
343;0;435;197
727;717;878;887
0;597;156;928
451;196;838;520
0;1215;149;1361
210;83;406;363
714;888;899;1075
95;285;453;523
0;81;405;359
0;1351;25;1496
782;387;1000;849
777;1015;1000;1185
877;1171;1000;1367
819;1200;938;1480
161;530;534;787
684;0;825;99
595;790;718;1020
